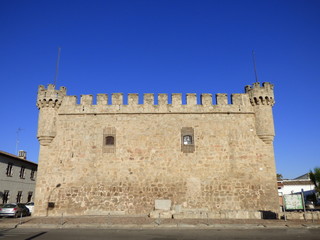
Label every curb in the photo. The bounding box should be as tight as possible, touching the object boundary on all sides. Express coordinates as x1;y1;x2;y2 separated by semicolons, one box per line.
2;223;319;230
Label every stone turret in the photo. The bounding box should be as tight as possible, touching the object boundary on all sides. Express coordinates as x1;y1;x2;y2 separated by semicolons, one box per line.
36;84;66;146
245;82;275;144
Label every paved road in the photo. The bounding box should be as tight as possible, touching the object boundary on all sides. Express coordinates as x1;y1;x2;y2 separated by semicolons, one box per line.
0;228;320;240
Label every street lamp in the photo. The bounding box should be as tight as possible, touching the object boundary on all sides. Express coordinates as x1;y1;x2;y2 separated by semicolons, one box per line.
46;183;61;216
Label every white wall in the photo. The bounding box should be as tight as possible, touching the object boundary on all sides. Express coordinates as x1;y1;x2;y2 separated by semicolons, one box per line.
278;183;314;195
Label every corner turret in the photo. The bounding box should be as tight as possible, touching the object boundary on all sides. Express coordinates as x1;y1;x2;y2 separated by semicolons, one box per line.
245;82;275;144
36;84;66;146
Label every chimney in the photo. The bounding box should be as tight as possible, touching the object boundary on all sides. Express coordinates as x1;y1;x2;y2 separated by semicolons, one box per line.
18;150;27;160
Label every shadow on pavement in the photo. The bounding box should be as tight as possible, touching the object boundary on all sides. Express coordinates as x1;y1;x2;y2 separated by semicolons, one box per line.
25;231;47;240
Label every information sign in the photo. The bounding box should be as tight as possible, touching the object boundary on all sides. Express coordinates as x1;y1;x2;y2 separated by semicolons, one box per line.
284;194;303;210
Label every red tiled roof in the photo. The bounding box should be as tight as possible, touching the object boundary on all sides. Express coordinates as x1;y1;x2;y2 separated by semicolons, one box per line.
282;180;313;186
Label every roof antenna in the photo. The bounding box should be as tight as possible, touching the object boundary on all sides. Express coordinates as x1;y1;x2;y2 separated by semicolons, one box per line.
53;47;61;87
252;50;259;83
15;128;23;155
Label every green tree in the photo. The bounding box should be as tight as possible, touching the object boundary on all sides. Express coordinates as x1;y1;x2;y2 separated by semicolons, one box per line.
276;173;283;180
309;167;320;193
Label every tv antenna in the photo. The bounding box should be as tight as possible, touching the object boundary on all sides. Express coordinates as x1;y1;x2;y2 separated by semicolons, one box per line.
15;128;23;155
53;47;61;87
252;50;259;83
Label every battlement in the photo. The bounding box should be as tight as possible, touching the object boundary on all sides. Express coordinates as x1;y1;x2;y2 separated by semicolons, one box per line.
58;92;254;114
37;84;67;109
245;82;275;106
36;83;276;114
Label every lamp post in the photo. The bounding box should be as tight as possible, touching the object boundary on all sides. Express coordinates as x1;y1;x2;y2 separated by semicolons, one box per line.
46;183;61;217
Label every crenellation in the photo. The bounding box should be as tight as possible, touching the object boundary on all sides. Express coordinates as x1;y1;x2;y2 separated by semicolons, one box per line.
52;91;257;111
144;94;154;105
62;96;77;106
201;94;212;106
262;82;273;90
80;95;93;105
112;93;123;105
231;94;249;105
231;94;240;105
216;94;228;105
47;84;55;90
172;94;182;106
53;91;258;114
38;85;45;91
158;94;168;105
186;94;197;105
97;94;108;105
128;94;139;105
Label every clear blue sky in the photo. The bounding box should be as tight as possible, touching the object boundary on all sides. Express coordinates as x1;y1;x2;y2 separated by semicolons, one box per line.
0;0;319;179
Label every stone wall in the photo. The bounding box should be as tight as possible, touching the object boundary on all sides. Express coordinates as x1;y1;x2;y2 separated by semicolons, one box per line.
34;83;279;218
284;211;320;220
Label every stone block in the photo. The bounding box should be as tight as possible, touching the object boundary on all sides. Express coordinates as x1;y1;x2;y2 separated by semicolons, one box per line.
160;211;173;219
248;211;262;219
172;214;183;219
149;210;161;218
155;199;171;211
208;212;221;219
286;212;305;220
220;210;262;219
149;209;173;219
173;205;182;213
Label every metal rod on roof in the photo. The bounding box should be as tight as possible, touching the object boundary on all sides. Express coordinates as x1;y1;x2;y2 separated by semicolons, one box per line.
252;50;259;83
54;47;61;87
15;128;23;155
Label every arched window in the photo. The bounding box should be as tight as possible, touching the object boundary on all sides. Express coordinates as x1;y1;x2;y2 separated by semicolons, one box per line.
105;136;115;145
183;135;193;145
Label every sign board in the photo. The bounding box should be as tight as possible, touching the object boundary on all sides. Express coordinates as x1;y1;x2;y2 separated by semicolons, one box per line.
284;194;304;210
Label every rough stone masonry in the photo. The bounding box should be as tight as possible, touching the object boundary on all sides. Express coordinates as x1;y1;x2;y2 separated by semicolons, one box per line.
34;82;279;218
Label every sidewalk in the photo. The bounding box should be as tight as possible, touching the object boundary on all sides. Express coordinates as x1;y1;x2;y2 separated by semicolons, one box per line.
0;216;320;229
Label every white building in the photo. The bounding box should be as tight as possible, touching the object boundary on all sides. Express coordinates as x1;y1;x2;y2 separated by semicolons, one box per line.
278;173;315;196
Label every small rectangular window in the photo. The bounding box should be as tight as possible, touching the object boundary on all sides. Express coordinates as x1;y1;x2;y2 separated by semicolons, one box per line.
6;163;13;176
2;190;9;204
30;169;36;180
16;191;22;203
181;127;195;153
27;192;33;202
20;167;25;179
103;127;116;153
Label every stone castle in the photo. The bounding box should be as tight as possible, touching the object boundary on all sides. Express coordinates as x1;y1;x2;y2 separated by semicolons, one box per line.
34;82;279;218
